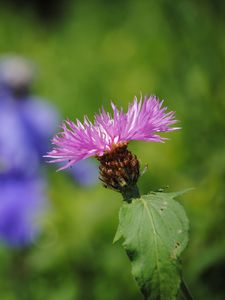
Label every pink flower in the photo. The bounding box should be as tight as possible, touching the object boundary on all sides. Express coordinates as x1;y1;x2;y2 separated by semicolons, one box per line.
45;96;179;170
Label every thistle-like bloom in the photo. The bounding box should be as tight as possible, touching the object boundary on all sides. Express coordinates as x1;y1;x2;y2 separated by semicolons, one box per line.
46;96;179;199
46;96;179;169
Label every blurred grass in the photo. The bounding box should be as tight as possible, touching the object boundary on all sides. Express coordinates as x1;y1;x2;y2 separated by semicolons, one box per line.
0;0;225;299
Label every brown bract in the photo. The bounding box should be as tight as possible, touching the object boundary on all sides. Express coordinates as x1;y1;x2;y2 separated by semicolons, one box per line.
97;142;140;194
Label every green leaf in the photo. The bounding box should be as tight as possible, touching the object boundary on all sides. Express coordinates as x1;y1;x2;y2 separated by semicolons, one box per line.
115;191;189;300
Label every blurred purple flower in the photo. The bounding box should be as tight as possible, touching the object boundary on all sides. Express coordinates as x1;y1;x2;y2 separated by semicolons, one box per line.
70;160;98;186
0;56;98;247
0;176;46;247
0;92;59;176
0;56;98;184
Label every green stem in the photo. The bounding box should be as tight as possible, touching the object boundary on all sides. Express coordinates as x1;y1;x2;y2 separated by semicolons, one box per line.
121;184;140;203
181;279;194;300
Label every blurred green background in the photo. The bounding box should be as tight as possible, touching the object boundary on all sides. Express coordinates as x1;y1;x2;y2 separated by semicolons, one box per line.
0;0;225;299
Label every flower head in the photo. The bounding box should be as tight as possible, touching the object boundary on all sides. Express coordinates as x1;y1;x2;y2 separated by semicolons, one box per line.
46;96;179;170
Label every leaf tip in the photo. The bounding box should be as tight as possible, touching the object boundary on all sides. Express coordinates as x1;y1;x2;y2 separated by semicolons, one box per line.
113;226;122;244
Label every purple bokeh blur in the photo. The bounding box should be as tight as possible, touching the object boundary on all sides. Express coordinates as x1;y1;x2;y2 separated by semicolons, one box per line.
0;175;46;246
0;56;98;247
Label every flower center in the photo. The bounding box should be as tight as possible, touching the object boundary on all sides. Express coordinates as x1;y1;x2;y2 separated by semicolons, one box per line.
97;142;140;198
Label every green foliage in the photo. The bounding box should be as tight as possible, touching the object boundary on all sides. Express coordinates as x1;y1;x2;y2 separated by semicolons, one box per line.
115;192;189;300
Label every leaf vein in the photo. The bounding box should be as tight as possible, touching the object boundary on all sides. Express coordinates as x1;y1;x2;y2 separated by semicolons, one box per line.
141;198;162;296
